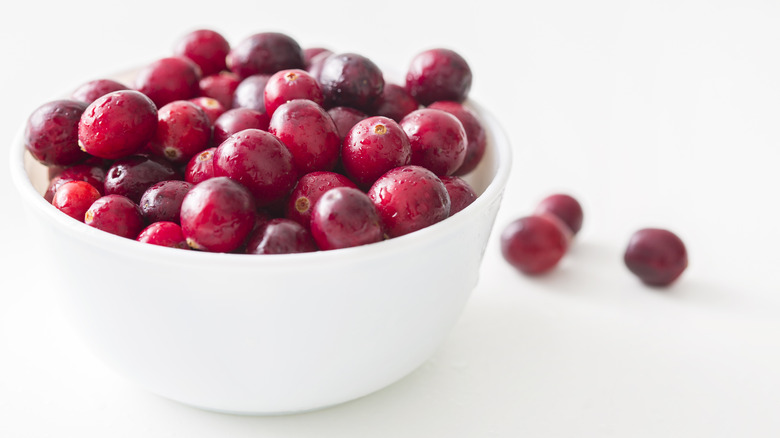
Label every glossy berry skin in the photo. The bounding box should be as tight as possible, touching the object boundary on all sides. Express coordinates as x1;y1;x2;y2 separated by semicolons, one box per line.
307;51;332;81
373;83;418;122
184;147;216;184
268;99;340;175
405;48;472;105
51;180;101;222
535;194;584;236
84;194;145;239
134;57;202;108
137;221;189;250
71;79;128;104
198;72;240;109
232;74;271;112
226;32;305;78
624;228;688;287
104;155;178;203
428;101;486;175
188;96;226;124
311;187;384;250
400;108;467;176
501;215;570;275
367;165;450;238
44;164;106;202
264;69;324;116
342;116;411;188
440;176;477;215
180;177;256;252
245;218;317;255
285;171;357;228
148;100;211;164
303;47;332;70
139;180;193;224
213;108;270;145
327;106;367;142
213;129;297;206
78;90;158;159
174;29;230;77
25;100;88;166
318;53;384;112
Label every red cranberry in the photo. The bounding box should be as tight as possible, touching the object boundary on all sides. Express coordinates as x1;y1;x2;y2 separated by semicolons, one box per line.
71;79;128;104
311;187;384;250
52;180;101;222
213;108;270;145
148;100;211;164
25;100;88;166
184;147;216;184
245;218;317;255
501;215;571;275
624;228;688;287
226;32;305;78
327;106;367;142
44;164;106;202
303;47;332;70
78;90;157;159
285;171;357;228
440;176;477;215
84;194;145;239
428;101;487;175
188;96;226;124
134;57;202;108
137;221;189;249
180;177;256;252
213;129;297;206
139;180;193;224
174;29;230;77
198;72;240;109
232;74;271;112
307;51;332;81
373;83;418;122
104;155;179;203
267;99;340;175
400;108;467;176
405;48;472;105
264;69;324;116
342;116;411;188
535;194;584;236
367;165;450;238
318;53;384;112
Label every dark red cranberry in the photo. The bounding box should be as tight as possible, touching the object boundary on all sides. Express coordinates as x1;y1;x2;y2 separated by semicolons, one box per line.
535;194;584;236
428;101;486;175
264;69;324;116
25;100;88;166
285;171;357;228
367;165;450;238
373;83;418;122
213;108;270;145
180;177;256;252
400;108;467;176
342;116;411;188
184;147;216;184
84;194;145;239
245;218;317;254
198;72;240;109
226;32;305;78
174;29;230;77
318;53;384;112
71;79;128;104
406;48;472;105
148;100;211;164
213;129;297;206
327;106;367;142
139;180;193;224
188;96;226;124
624;228;688;287
104;155;178;203
134;57;202;108
78;90;157;159
310;187;384;250
303;47;332;70
307;51;332;81
267;99;340;175
440;176;477;215
501;215;570;275
137;221;189;249
44;164;106;202
52;180;101;222
232;74;271;112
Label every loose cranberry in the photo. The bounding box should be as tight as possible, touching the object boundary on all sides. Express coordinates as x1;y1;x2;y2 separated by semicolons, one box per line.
44;164;106;202
174;29;230;77
303;47;332;70
180;177;256;252
148;100;211;164
268;99;340;175
428;101;486;175
232;74;271;112
307;51;332;81
213;108;270;145
264;69;324;116
52;180;101;222
25;100;88;166
342;116;411;188
213;129;297;206
84;194;145;239
327;106;367;142
139;180;193;224
137;221;189;249
184;147;216;184
405;48;472;105
198;72;241;109
400;108;467;176
78;90;157;159
134;57;202;108
501;215;571;275
373;83;418;122
534;194;584;236
245;218;317;255
285;171;357;228
318;53;384;112
226;32;305;78
311;187;384;250
188;96;226;124
71;79;128;104
104;155;178;203
440;176;477;215
624;228;688;287
367;165;450;238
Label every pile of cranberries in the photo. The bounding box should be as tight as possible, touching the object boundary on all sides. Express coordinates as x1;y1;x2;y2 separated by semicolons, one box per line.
26;30;487;254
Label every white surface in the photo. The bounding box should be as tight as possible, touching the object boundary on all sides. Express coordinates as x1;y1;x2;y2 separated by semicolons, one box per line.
2;0;780;436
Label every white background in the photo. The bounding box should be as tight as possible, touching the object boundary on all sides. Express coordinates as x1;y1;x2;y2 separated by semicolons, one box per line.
2;0;780;436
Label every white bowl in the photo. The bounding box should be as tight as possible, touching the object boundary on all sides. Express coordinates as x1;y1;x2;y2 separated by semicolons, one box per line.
10;85;512;415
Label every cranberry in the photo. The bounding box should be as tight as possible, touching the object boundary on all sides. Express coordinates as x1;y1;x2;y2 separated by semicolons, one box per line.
311;187;384;250
84;194;145;239
342;116;411;188
428;101;486;175
226;32;305;78
232;74;271;112
139;180;193;224
104;155;179;203
245;218;317;255
327;106;367;142
184;147;216;184
303;47;332;70
405;48;472;105
52;180;101;222
400;108;467;176
137;221;189;249
174;29;230;77
213;129;297;206
373;83;418;122
534;194;584;236
624;228;688;287
307;51;332;81
440;176;477;215
134;57;202;108
501;215;571;275
264;69;324;116
78;90;157;159
318;53;384;111
198;72;240;109
148;100;211;164
25;100;88;166
180;177;256;252
44;164;106;202
268;99;340;175
188;96;226;124
71;79;128;104
285;171;357;228
213;108;270;145
367;165;450;238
